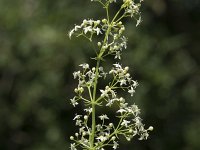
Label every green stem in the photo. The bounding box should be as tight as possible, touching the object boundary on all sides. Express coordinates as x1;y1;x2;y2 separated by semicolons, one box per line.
90;59;100;149
89;5;124;150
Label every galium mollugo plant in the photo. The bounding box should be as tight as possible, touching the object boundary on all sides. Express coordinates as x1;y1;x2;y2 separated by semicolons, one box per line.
68;0;153;149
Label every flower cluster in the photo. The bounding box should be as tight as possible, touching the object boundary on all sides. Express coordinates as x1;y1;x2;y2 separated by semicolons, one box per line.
69;0;152;150
70;102;153;150
98;21;128;60
122;0;143;26
70;63;107;107
69;19;102;40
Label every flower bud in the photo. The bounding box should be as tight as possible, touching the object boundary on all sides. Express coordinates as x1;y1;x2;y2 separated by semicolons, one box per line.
74;88;78;93
75;133;79;137
129;129;133;133
84;115;88;120
111;136;116;140
82;131;86;136
70;136;74;140
97;42;101;47
125;66;129;71
119;97;125;102
118;21;122;26
148;126;154;131
109;123;113;127
102;19;107;24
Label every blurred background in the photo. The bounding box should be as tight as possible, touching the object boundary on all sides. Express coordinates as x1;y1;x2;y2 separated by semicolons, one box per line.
0;0;199;150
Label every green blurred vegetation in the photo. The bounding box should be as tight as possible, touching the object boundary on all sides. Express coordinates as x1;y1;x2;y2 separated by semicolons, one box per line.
0;0;199;150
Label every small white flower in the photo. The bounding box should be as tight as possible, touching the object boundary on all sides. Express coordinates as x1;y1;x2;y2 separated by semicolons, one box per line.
113;63;122;69
132;80;138;87
136;16;142;27
73;71;81;79
131;104;140;115
70;97;78;107
73;114;82;120
88;19;94;25
121;119;130;127
113;141;119;149
114;51;121;59
99;114;109;120
128;86;135;96
119;79;126;86
96;135;107;142
70;143;77;150
75;119;82;126
100;89;109;97
83;26;92;34
79;63;89;69
117;108;127;113
106;99;113;107
93;27;102;35
84;107;92;113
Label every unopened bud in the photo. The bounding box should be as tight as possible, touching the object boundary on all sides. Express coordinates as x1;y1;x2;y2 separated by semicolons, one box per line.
102;19;107;24
148;126;154;131
125;66;129;71
74;88;78;93
70;136;74;140
129;129;133;133
97;42;101;47
84;115;88;120
111;136;116;140
109;123;113;127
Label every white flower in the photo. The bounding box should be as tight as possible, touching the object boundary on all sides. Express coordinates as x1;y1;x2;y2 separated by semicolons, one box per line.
75;119;82;126
100;89;109;97
114;51;121;59
120;102;128;108
70;97;78;107
93;27;102;35
128;86;135;96
119;79;126;85
132;80;138;87
96;135;107;142
88;19;94;25
99;114;109;120
79;63;89;69
83;26;92;34
70;143;77;150
73;114;82;120
106;99;113;107
73;71;81;79
131;104;140;115
121;119;130;127
117;108;127;113
113;63;122;69
136;16;142;27
84;107;92;113
113;141;119;149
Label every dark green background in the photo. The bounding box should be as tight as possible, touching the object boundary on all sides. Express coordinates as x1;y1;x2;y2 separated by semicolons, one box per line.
0;0;199;150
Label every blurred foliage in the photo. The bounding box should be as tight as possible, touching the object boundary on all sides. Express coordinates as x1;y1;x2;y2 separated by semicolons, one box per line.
0;0;199;150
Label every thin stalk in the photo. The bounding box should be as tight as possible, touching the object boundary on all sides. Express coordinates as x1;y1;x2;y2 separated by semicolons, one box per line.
90;5;124;149
90;59;100;149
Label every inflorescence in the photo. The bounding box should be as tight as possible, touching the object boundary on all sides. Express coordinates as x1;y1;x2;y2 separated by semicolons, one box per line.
68;0;152;150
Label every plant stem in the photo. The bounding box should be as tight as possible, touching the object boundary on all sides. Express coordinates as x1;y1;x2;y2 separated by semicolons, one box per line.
89;5;124;150
90;59;100;149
